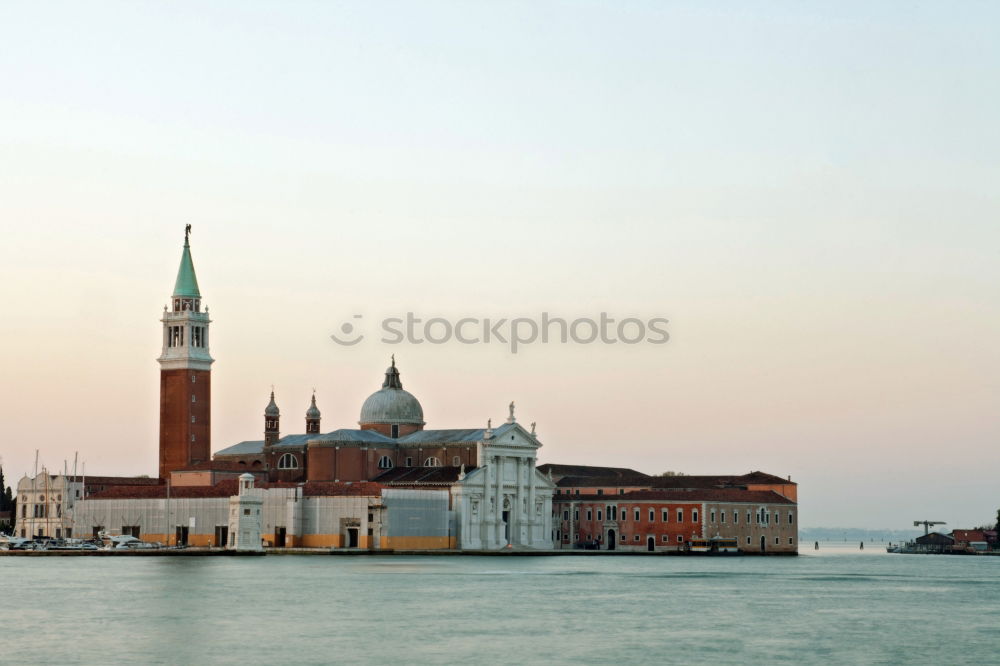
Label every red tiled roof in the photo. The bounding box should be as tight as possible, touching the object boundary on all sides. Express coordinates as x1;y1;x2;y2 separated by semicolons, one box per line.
556;488;795;505
373;466;474;486
87;480;383;500
538;464;651;480
62;476;163;487
556;475;653;488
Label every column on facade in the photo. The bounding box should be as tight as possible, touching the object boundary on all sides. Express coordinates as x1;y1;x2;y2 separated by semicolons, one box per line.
481;453;492;546
495;455;504;545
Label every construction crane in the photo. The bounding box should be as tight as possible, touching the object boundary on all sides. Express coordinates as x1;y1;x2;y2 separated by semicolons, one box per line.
914;520;946;535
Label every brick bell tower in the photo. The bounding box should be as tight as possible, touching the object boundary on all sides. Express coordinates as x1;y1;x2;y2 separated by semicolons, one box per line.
158;225;214;479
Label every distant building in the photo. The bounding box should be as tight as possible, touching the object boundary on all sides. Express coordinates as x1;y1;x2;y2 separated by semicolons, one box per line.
14;472;160;539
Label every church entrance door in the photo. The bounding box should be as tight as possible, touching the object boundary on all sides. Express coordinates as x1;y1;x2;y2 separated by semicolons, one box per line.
607;529;616;551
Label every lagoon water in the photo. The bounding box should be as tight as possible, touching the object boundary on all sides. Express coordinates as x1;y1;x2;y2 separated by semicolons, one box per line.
3;545;998;665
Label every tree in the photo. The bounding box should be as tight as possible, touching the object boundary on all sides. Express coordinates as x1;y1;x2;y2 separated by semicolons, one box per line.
657;471;686;477
0;465;10;512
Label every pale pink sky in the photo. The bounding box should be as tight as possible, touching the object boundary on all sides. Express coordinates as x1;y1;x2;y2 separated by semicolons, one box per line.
1;3;998;528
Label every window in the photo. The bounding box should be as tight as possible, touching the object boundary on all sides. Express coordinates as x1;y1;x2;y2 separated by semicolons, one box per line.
634;535;640;542
662;509;668;522
391;424;399;438
191;375;196;383
243;509;250;516
746;536;751;545
597;489;604;495
775;537;780;545
635;508;640;521
453;456;461;466
677;509;683;522
405;457;413;466
423;457;441;467
692;510;699;523
734;511;739;524
662;535;669;542
574;510;579;521
789;538;794;545
377;456;393;470
277;453;298;469
747;511;752;524
563;510;569;521
192;394;196;403
597;510;603;521
586;509;592;521
191;434;195;442
191;415;196;423
710;510;716;523
721;511;726;523
676;535;683;543
649;509;655;522
788;512;794;524
620;534;626;542
618;488;624;495
774;511;779;525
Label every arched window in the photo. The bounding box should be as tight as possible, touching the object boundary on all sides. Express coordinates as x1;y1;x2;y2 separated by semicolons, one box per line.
278;453;299;469
423;457;441;467
377;456;394;470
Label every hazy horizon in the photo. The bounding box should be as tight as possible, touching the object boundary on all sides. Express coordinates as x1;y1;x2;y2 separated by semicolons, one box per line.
1;2;998;528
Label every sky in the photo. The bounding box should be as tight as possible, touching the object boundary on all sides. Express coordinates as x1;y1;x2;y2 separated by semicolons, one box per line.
1;1;998;528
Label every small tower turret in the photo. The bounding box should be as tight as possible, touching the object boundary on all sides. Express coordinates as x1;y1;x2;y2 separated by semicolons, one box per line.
264;390;280;447
305;392;321;434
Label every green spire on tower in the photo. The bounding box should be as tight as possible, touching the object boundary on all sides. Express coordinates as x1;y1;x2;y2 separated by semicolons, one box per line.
172;224;201;298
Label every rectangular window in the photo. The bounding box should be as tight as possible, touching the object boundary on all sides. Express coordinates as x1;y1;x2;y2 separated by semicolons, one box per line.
243;509;250;516
721;511;726;523
775;537;780;545
597;489;604;495
597;510;603;521
692;510;699;523
634;535;640;542
563;510;569;521
662;535;669;542
662;509;668;522
586;509;592;521
734;511;739;524
747;536;751;545
676;535;683;543
618;488;624;495
574;510;579;521
677;509;683;522
191;415;196;423
789;512;794;524
192;394;196;403
405;457;413;466
634;508;640;521
649;509;655;522
789;538;794;545
191;375;196;383
621;534;626;542
747;511;752;524
710;510;715;523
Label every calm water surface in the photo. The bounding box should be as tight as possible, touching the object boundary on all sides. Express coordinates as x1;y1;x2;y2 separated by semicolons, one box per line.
3;545;998;665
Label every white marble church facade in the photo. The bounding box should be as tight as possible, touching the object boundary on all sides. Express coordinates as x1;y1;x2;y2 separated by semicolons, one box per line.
452;419;555;550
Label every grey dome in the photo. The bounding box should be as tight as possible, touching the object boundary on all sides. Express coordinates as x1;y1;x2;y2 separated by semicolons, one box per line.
359;357;424;425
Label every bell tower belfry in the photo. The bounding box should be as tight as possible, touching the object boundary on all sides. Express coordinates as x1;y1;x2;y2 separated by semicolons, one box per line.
158;226;214;479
